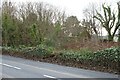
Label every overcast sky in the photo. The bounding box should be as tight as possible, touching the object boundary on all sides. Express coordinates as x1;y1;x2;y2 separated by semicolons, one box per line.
6;0;120;36
8;0;119;20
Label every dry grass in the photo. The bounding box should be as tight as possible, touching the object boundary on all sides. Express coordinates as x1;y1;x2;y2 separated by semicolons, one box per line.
62;40;120;51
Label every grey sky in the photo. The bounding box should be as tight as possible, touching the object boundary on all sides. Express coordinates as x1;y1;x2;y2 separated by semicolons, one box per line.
7;0;120;36
9;0;119;20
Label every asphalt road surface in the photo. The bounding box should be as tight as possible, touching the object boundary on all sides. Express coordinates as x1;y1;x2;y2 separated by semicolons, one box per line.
0;55;119;79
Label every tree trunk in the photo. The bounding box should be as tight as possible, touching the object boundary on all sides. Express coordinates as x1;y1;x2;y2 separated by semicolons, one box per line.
118;36;120;42
108;35;114;41
118;29;120;42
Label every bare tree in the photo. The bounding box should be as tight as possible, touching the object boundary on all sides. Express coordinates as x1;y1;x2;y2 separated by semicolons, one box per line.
83;3;100;36
94;3;120;41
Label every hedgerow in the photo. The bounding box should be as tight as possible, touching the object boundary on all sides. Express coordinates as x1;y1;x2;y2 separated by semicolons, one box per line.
59;47;120;62
2;44;54;57
3;46;120;62
94;47;120;62
2;46;120;74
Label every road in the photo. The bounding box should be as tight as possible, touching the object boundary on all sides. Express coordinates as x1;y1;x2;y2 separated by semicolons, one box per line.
0;55;119;79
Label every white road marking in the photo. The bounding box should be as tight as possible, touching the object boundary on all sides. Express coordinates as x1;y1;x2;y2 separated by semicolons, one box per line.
43;74;56;79
0;63;21;70
3;60;88;78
